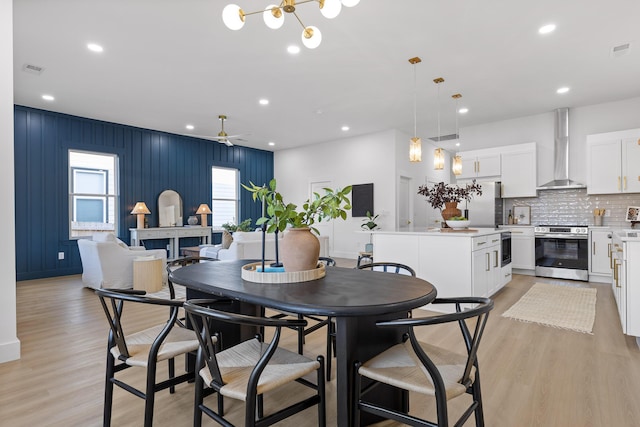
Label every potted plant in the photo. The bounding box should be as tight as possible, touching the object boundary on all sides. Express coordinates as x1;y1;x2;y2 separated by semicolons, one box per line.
221;218;253;233
360;211;379;231
417;180;482;224
243;179;352;271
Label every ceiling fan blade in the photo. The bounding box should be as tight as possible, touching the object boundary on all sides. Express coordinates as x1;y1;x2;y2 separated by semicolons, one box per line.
182;133;223;141
224;140;234;147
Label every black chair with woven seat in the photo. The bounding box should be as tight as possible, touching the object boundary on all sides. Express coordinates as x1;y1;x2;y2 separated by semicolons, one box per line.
166;256;218;299
95;288;200;427
353;296;494;427
184;299;327;427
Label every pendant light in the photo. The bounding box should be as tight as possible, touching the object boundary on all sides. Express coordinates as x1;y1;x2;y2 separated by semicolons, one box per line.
433;77;445;170
451;93;463;176
408;57;422;162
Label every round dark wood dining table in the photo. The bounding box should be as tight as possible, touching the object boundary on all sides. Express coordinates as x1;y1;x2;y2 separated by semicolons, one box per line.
169;259;437;426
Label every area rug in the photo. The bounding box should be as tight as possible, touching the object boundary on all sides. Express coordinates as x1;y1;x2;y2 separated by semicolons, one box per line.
502;283;597;334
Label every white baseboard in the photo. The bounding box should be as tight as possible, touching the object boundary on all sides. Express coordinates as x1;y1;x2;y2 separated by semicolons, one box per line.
0;338;21;363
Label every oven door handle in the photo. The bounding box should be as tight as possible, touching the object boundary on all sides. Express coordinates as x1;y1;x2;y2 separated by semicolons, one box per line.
535;234;588;240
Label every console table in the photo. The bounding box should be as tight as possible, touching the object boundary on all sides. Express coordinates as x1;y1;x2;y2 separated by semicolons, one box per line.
129;226;211;259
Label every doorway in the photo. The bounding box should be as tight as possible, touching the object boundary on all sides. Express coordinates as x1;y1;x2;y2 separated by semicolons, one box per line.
398;176;412;229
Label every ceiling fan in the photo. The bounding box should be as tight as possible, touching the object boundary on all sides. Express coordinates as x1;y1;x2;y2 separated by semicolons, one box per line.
186;115;248;146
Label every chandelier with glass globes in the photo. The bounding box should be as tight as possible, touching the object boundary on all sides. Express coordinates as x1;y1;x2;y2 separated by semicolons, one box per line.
222;0;360;49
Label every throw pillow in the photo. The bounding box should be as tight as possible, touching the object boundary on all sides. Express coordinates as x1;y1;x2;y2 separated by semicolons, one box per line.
222;231;233;249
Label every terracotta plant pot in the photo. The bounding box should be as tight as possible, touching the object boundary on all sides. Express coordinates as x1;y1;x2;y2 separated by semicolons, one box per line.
280;227;321;272
441;202;462;223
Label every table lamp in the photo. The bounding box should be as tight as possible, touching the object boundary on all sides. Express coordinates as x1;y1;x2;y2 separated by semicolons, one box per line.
196;204;212;227
131;202;150;229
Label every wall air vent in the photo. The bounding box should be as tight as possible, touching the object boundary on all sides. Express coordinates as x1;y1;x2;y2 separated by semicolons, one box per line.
22;63;45;75
611;43;631;58
428;133;458;142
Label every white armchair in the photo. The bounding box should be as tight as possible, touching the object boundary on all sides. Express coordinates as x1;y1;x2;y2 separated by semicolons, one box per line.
78;232;167;289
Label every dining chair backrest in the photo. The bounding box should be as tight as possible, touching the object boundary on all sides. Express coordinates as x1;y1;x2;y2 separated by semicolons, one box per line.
357;262;416;276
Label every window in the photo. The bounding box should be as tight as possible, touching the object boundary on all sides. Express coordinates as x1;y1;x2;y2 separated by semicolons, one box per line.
69;150;118;238
211;167;239;228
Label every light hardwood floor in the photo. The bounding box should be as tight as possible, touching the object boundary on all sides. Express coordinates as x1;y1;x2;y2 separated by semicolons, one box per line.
2;260;640;426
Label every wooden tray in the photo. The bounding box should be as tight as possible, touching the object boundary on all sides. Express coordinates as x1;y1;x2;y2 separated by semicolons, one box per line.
241;262;326;283
440;228;478;233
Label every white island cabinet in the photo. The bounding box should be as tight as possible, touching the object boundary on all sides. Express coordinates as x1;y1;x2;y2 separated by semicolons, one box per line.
611;230;640;348
372;229;507;306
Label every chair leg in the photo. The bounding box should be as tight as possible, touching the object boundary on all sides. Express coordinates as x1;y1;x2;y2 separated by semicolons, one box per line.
297;314;305;355
472;372;485;427
194;372;205;427
168;358;175;394
352;361;362;426
144;360;158;427
317;356;327;427
103;350;116;427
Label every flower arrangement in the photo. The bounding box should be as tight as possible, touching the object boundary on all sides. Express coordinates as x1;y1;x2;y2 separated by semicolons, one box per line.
417;180;483;211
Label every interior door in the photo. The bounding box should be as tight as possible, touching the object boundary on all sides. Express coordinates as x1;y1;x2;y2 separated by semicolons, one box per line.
398;176;411;229
310;180;333;254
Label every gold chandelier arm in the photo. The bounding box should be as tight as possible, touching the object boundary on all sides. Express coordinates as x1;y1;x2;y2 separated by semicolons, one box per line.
292;11;308;30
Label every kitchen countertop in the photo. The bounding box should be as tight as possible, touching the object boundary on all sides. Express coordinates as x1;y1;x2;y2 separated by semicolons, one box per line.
372;227;501;237
615;229;640;242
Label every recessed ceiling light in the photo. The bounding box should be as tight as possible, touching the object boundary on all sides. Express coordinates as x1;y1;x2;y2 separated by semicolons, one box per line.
185;124;194;130
556;86;570;94
87;43;104;52
456;142;460;147
458;107;469;114
42;94;54;101
341;126;350;131
268;142;275;146
287;45;301;54
259;99;269;105
538;24;556;34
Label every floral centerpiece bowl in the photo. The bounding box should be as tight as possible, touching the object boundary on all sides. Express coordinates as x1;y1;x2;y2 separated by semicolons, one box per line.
445;219;471;229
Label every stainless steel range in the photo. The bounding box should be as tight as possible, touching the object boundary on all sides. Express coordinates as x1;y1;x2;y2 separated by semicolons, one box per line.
534;225;589;281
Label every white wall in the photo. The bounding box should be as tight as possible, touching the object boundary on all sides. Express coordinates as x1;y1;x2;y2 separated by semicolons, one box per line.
0;0;20;363
275;129;452;258
460;96;640;186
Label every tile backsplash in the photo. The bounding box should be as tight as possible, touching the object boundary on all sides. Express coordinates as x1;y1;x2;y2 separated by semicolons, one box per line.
503;189;640;229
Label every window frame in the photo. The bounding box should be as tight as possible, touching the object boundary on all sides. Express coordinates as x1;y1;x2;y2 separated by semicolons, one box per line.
68;150;119;239
211;166;240;228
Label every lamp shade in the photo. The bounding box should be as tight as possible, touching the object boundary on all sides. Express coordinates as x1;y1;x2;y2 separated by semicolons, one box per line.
452;155;463;175
263;4;285;29
222;4;246;30
320;0;342;19
196;204;212;214
409;137;422;162
434;148;445;170
302;26;322;49
130;202;150;215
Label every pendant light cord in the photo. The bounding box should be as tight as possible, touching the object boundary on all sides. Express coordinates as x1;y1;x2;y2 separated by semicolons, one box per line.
437;81;441;142
413;64;417;137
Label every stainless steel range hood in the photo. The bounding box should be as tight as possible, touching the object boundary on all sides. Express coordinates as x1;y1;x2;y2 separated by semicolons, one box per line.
536;108;586;190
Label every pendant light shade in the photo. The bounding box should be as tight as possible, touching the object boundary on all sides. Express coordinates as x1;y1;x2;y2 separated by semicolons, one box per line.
408;56;422;163
320;0;342;19
341;0;360;6
410;137;422;162
302;26;322;49
433;77;445;170
452;155;463;175
263;4;285;29
434;148;445;170
222;4;245;30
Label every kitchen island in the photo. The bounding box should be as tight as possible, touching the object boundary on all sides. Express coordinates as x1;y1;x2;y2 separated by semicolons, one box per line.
372;228;510;307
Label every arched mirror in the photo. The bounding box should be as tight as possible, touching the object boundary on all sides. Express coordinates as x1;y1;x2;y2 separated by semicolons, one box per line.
158;190;183;227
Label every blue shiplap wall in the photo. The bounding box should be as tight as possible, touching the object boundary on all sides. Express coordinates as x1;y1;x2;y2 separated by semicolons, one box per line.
14;106;274;281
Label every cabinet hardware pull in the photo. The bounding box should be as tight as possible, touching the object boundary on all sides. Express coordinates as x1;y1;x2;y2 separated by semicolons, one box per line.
486;253;490;271
494;250;499;267
608;243;613;269
505;272;511;277
477;241;486;245
624;176;627;190
593;242;596;255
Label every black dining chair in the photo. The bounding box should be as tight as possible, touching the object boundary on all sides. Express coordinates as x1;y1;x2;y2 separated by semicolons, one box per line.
353;297;494;427
95;288;199;427
184;299;327;427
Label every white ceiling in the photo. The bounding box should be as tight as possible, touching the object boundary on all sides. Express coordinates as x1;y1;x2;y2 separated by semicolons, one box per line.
13;0;640;152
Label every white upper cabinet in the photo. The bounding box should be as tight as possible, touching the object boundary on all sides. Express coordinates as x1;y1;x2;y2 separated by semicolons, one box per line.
457;153;501;179
500;143;537;198
457;142;537;198
587;129;640;194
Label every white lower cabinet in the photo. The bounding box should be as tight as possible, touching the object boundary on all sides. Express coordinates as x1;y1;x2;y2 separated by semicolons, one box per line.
612;234;640;338
589;229;612;282
501;226;535;270
372;231;505;311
